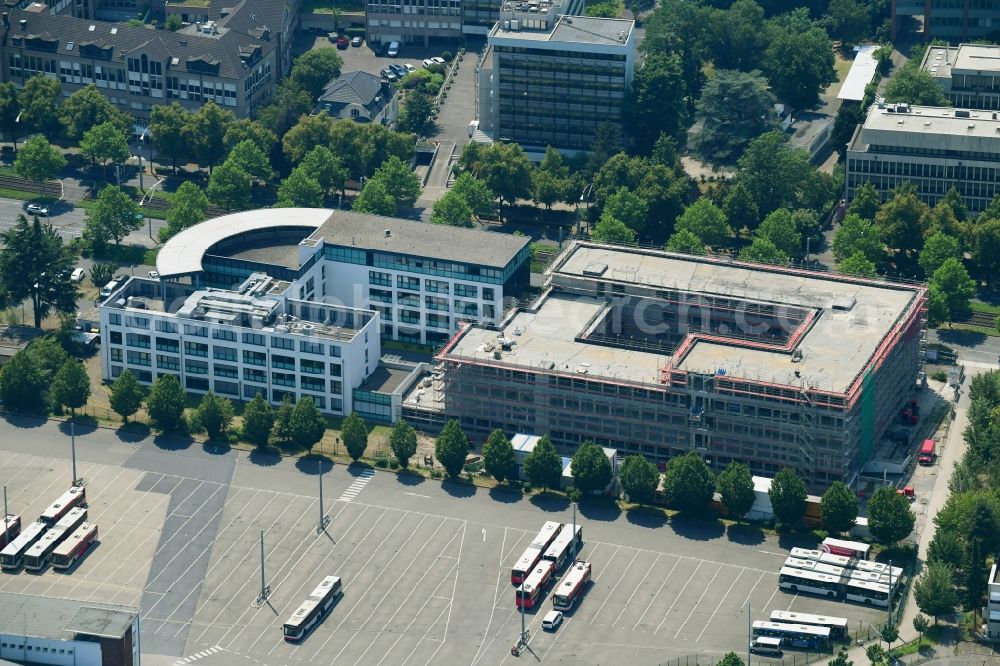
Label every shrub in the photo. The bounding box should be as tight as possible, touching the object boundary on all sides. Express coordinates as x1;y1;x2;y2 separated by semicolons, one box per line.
441;51;453;61
931;370;948;383
430;468;443;479
374;456;389;468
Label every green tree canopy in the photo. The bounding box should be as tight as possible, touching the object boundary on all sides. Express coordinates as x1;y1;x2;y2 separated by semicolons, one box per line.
90;262;116;289
674;197;731;248
388;420;418;468
756;208;802;258
146;374;186;431
913;560;959;622
341;412;368;461
240;393;274;447
736;131;820;217
149;102;191;173
867;486;916;545
524;434;562;490
227;139;273;182
80;121;129;177
451;171;496;218
664;452;715;514
352;178;397;216
833;213;883;263
109;368;143;422
160;181;209;242
300;145;348;196
591;212;637;245
0;215;78;328
717;462;755;519
769;467;807;527
570;441;613;494
971;218;1000;289
290;397;326;450
18;75;62;139
884;64;951;106
665;229;707;255
224;118;277;154
820;481;859;534
0;348;46;412
724;181;760;232
283;113;336;164
848;182;881;220
739;236;788;264
875;184;930;253
530;169;565;211
398;88;435;136
470;142;532;222
431;190;473;227
373;156;422;206
435;419;469;478
277;166;324;208
919;231;962;277
14;135;66;184
838;251;877;277
604;187;650;236
717;653;745;666
257;79;314;139
61;84;129;140
824;0;871;44
84;185;141;248
207;160;252;211
52;358;90;415
289;48;344;98
922;201;962;240
763;23;835;110
930;257;975;320
272;395;294;443
482;429;516;482
619;455;659;504
196;390;235;440
185;101;233;172
691;69;777;165
629;52;687;151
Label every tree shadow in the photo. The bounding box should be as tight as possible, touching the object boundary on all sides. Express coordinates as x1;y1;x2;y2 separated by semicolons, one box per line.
296;454;334;475
529;492;569;513
625;506;668;529
489;485;523;504
395;470;425;485
727;522;766;546
0;412;46;429
669;513;725;541
202;439;231;456
934;328;987;347
58;417;98;436
577;499;622;522
249;447;281;467
153;431;193;451
345;461;374;477
115;422;150;443
441;478;476;498
777;528;817;551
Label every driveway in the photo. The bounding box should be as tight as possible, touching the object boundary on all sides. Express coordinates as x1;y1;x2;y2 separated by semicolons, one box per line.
294;33;455;77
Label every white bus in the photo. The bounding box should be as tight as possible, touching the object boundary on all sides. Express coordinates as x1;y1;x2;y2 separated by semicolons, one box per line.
0;514;20;550
844;579;890;607
789;547;852;568
542;524;582;572
848;569;894;587
512;521;562;584
769;610;848;639
282;576;343;642
0;521;46;571
778;566;841;599
784;556;847;578
852;559;903;580
552;560;591;611
752;621;831;650
516;560;554;610
52;523;98;572
40;486;86;527
23;508;86;572
822;537;871;560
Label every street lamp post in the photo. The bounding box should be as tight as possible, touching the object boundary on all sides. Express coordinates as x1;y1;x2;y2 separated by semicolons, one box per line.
12;111;21;153
136;126;151;193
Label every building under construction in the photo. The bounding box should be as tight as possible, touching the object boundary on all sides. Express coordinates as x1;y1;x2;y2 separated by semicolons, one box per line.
403;242;927;490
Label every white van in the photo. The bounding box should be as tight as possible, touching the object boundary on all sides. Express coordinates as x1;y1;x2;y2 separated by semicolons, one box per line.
750;637;783;657
99;280;119;298
387;41;399;57
70;268;85;283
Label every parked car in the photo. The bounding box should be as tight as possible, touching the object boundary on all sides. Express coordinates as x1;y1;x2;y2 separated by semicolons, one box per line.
70;268;85;283
351;36;362;47
26;203;48;216
336;35;348;49
429;56;445;65
387;40;399;57
380;68;397;82
327;32;339;43
541;610;562;631
403;63;415;72
389;63;406;76
147;270;160;280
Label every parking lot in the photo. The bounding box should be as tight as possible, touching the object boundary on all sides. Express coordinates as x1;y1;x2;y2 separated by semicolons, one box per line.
0;423;890;666
295;33;456;79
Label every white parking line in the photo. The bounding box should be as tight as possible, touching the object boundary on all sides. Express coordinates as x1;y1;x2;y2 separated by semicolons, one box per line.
740;571;767;610
469;526;507;666
654;560;703;634
633;556;681;631
590;548;638;624
696;567;746;642
673;564;723;639
610;552;662;627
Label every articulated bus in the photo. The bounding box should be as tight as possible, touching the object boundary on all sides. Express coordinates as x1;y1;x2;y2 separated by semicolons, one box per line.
511;521;562;584
52;523;98;571
789;547;852;568
283;576;343;642
784;556;847;578
0;515;20;549
542;525;582;572
0;521;47;571
23;508;86;572
752;621;831;650
516;560;555;610
40;487;86;527
552;560;591;611
778;566;843;599
822;537;870;560
848;569;894;587
769;610;848;639
852;559;903;580
844;579;891;607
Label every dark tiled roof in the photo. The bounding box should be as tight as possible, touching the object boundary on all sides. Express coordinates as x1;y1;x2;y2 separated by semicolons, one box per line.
6;8;273;80
318;70;383;106
215;0;286;37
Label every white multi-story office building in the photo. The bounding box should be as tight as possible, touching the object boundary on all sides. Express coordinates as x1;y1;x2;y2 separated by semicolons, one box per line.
98;208;530;419
922;43;1000;111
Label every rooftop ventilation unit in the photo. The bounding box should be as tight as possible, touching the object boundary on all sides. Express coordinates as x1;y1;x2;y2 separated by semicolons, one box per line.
384;229;391;238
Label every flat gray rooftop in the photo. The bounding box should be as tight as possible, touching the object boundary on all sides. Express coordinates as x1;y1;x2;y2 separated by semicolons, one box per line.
359;365;417;394
853;104;1000;147
491;14;634;44
0;592;136;641
311;211;529;269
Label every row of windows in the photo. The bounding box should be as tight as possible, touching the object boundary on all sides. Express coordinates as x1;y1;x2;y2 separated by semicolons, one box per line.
0;643;73;655
326;246;513;284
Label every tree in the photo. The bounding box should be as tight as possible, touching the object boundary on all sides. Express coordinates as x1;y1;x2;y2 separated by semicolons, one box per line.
272;395;294;443
880;624;899;653
919;231;961;277
373;156;422;206
707;0;766;70
848;182;881;220
240;393;274;447
867;486;915;545
84;185;141;248
736;132;817;217
341;412;368;461
591;212;636;244
769;467;807;527
674;197;731;248
109;369;143;422
435;419;469;478
884;65;950;106
388;420;418;468
864;644;886;666
756;209;802;258
300;145;347;197
18;75;62;139
940;187;967;221
875;184;929;253
277;167;324;208
290;397;326;451
717;653;745;666
665;229;707;255
570;441;612;494
185;101;233;172
226;139;272;182
289;48;344;98
398;88;435;136
14;135;66;184
629;52;687;151
0;83;19;152
828;649;853;666
763;25;836;110
604;187;650;236
663;452;715;513
0;348;47;412
717;462;755;519
146;374;186;431
451;171;496;218
531;169;565;210
833;213;883;263
524;434;562;490
921;201;961;240
284;112;338;165
352;178;397;216
61;84;128;140
831;102;864;160
149;102;191;173
482;429;516;482
0;215;78;328
619;455;659;504
739;237;788;264
474;143;533;222
587;122;625;175
821;481;859;534
431;190;473;227
825;0;871;44
724;182;760;232
224;118;277;155
926;283;949;327
927;528;965;570
691;69;777;165
258;79;314;139
80;121;129;180
971;218;1000;289
913;614;929;644
207;160;252;211
52;358;90;416
160;181;208;242
164;13;182;30
197;390;234;440
90;262;116;289
839;251;877;277
930;258;975;320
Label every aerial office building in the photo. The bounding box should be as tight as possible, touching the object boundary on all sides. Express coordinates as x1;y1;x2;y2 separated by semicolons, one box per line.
921;43;1000;111
891;0;1000;42
403;242;926;490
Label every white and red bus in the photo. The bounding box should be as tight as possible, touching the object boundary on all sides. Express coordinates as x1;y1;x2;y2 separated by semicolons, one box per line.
0;521;46;571
52;523;98;571
511;521;562;584
789;547;852;568
552;560;591;611
0;514;21;549
23;508;86;572
516;560;554;610
542;524;582;572
822;537;870;560
283;576;343;642
40;486;86;527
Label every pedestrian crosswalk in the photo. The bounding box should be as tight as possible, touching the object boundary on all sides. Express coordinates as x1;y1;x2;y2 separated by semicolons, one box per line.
172;645;223;665
337;468;375;502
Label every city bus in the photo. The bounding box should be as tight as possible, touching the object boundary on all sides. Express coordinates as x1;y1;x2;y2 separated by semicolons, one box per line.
778;566;842;599
843;579;891;607
848;569;894;587
552;560;591;611
542;524;582;572
282;576;343;642
40;487;86;527
769;610;848;639
752;621;831;650
52;523;98;572
784;556;847;578
822;537;870;560
23;508;86;572
0;514;20;549
511;521;562;584
852;559;903;580
789;547;852;568
0;521;47;571
516;560;555;610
